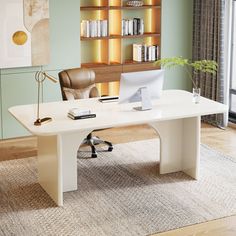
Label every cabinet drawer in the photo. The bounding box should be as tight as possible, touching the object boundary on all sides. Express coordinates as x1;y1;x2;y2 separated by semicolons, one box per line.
82;65;122;83
122;63;159;73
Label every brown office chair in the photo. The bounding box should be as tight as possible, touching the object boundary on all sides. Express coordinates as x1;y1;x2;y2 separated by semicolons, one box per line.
58;68;113;158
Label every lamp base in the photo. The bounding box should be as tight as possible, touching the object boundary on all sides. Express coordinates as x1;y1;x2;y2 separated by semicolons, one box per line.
34;117;52;126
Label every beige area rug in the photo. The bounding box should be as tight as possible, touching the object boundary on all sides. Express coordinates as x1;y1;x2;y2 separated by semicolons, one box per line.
0;139;236;236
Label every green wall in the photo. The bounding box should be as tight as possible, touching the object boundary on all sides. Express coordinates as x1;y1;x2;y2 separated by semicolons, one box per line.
0;0;193;139
162;0;193;90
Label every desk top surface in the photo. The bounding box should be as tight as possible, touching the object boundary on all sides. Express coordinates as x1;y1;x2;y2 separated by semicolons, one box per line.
9;90;228;136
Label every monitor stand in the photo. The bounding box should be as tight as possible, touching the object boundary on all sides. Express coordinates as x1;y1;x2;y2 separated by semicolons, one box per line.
133;87;152;111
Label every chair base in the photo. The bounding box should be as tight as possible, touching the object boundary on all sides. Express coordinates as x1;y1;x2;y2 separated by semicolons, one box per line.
81;134;113;158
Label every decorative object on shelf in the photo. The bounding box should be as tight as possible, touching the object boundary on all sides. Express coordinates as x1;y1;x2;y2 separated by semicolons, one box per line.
126;0;144;7
0;0;50;69
155;57;218;103
34;71;58;126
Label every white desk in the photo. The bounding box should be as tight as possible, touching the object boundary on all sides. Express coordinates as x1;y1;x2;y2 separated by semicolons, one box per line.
9;90;228;206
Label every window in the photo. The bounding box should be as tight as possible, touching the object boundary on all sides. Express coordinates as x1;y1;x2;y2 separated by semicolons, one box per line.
229;0;236;123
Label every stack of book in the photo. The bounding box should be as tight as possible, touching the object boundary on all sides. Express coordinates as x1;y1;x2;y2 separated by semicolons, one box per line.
68;108;96;120
122;18;144;36
81;20;108;38
133;44;160;62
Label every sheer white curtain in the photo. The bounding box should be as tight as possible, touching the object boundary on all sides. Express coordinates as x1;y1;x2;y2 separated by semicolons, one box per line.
229;0;236;123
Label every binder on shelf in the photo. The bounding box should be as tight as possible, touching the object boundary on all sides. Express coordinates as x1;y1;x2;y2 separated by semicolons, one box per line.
155;45;160;60
89;21;95;37
124;19;127;35
81;20;108;38
133;44;160;62
148;46;152;61
121;19;125;36
97;20;101;37
133;44;142;62
121;18;144;36
140;19;144;35
128;19;133;35
81;20;90;37
133;18;138;35
134;18;140;35
101;20;108;37
94;21;98;37
142;44;147;62
151;46;156;61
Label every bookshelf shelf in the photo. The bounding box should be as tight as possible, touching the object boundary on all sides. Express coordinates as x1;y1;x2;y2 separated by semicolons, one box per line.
80;6;108;11
109;5;161;10
81;36;110;41
124;60;157;65
80;6;160;11
121;33;160;39
80;0;161;87
84;61;157;67
81;33;161;41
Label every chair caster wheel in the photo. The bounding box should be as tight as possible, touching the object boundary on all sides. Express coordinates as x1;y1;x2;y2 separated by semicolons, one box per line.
91;153;97;158
108;146;113;152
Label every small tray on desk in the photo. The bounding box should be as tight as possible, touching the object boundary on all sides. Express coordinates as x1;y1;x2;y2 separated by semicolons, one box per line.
98;96;119;103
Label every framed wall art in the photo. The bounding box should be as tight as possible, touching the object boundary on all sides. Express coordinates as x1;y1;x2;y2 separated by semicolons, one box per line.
0;0;50;69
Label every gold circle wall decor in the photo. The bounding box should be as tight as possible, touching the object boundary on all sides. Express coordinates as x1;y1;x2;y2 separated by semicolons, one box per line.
12;31;28;45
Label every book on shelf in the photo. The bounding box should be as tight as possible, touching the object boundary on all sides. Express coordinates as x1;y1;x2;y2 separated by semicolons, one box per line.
81;20;108;38
133;18;138;35
97;20;101;37
128;19;133;35
122;18;144;36
81;20;90;37
133;44;160;62
133;44;142;62
101;20;108;37
142;44;147;62
140;19;144;35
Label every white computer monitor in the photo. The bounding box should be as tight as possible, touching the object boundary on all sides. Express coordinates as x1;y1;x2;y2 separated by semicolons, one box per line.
118;69;164;111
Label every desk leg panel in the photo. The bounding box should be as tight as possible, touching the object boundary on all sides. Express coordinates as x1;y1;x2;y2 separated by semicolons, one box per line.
59;131;92;193
38;135;63;206
150;117;200;179
182;116;200;179
150;119;184;175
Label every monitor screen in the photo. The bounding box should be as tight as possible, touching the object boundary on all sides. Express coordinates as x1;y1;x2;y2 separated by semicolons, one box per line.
118;70;164;107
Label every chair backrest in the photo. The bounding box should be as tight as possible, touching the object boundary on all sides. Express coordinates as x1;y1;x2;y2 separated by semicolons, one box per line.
58;68;99;100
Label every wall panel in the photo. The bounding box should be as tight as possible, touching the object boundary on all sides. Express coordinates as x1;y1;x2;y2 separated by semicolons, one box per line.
0;0;194;139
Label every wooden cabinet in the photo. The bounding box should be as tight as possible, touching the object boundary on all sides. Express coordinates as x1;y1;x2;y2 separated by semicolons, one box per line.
80;0;161;93
82;63;122;83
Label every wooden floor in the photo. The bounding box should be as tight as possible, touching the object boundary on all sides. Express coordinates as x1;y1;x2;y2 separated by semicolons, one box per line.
0;123;236;236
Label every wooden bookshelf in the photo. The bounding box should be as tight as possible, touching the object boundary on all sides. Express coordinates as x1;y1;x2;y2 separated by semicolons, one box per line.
80;0;161;93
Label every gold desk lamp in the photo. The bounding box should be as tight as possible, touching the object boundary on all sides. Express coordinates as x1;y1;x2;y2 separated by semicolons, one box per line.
34;71;58;126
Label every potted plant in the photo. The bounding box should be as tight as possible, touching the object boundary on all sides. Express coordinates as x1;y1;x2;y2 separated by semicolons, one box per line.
154;57;218;103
